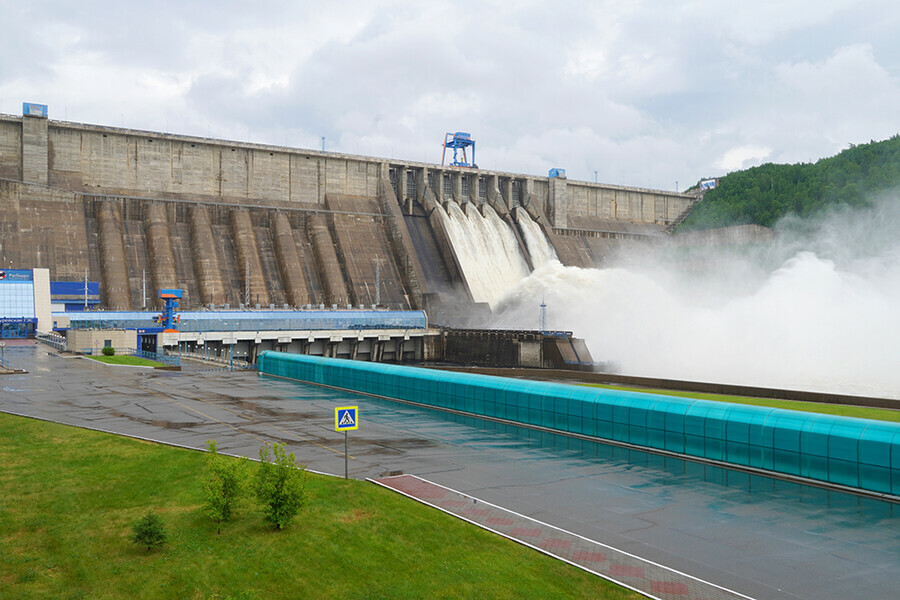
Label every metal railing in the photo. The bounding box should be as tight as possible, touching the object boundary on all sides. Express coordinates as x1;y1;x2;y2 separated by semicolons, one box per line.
127;348;181;366
35;330;67;352
64;312;428;333
75;346;181;367
179;349;256;371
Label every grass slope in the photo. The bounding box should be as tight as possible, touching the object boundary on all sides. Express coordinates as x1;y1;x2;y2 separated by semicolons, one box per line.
581;384;900;423
0;413;639;600
86;355;167;368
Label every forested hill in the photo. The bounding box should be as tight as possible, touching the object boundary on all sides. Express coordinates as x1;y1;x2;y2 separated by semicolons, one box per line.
678;134;900;230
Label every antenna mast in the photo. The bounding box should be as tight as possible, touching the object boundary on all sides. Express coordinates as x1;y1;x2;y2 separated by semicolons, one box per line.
540;297;547;332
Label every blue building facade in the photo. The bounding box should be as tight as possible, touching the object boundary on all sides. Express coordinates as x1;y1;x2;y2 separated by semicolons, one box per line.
0;269;40;338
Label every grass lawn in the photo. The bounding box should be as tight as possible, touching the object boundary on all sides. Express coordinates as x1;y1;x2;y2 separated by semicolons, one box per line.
86;355;167;368
580;383;900;423
0;412;640;600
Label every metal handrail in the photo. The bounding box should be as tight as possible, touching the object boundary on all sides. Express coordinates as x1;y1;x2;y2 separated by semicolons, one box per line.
35;330;67;352
126;348;181;366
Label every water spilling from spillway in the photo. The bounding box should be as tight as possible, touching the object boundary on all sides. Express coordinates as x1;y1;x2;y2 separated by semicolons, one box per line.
437;202;533;307
492;197;900;400
517;210;558;268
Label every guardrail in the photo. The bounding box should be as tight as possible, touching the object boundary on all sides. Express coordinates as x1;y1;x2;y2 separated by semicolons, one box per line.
35;330;67;352
73;346;182;367
127;348;181;367
179;349;255;371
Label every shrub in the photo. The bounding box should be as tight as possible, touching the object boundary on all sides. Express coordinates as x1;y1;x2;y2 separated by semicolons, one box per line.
254;443;307;530
131;511;167;551
101;346;115;356
204;440;247;533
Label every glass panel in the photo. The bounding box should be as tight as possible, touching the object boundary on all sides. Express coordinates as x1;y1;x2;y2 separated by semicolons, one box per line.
257;352;900;496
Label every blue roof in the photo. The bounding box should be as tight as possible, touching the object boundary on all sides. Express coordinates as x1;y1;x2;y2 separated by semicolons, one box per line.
58;309;428;331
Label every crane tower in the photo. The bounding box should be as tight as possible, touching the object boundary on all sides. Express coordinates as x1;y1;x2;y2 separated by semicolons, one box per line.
441;132;476;167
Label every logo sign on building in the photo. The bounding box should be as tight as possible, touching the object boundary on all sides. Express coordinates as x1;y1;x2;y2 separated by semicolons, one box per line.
23;103;48;118
335;406;359;431
0;317;37;324
22;102;47;119
0;270;34;283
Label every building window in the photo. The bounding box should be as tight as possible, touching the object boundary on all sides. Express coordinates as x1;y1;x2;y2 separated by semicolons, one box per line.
0;282;35;317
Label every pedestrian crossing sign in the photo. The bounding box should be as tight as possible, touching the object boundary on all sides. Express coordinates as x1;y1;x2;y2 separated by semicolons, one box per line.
335;406;359;431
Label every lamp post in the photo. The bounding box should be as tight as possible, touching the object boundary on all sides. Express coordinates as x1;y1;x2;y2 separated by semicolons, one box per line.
228;321;234;372
201;317;208;362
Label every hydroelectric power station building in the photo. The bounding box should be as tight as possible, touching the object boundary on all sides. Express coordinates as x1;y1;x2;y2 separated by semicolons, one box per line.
0;104;698;316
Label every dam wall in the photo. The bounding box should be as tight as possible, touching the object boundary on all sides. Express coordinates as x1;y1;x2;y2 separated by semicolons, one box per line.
0;112;698;312
258;352;900;498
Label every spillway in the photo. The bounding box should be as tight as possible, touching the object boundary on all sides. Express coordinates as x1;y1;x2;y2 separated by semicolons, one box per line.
433;201;559;308
517;209;558;268
437;202;531;307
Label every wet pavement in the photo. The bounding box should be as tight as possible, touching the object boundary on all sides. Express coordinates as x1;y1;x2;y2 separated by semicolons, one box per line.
2;342;899;600
372;474;751;600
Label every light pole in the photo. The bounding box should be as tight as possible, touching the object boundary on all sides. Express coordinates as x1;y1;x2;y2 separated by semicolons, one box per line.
228;321;234;372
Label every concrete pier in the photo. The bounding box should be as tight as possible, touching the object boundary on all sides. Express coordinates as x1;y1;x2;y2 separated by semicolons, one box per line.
189;205;226;306
273;212;310;307
145;203;178;306
229;208;269;307
306;212;349;305
96;201;132;310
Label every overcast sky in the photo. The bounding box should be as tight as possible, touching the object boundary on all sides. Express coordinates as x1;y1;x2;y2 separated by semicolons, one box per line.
3;0;899;191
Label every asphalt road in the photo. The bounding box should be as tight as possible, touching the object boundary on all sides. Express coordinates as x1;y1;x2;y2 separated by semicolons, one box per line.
2;342;899;600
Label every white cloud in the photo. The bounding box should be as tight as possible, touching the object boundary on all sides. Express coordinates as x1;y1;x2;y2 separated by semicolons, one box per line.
2;1;900;189
716;145;772;171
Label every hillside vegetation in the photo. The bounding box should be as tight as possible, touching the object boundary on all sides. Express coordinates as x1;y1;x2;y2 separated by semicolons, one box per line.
680;134;900;230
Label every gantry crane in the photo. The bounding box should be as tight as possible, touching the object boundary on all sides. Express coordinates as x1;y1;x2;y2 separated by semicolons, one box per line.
441;132;476;167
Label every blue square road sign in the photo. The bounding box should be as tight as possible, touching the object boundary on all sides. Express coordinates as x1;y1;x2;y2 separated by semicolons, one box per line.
335;406;359;431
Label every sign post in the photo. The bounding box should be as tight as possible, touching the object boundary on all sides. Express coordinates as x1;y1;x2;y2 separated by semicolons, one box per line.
335;406;359;480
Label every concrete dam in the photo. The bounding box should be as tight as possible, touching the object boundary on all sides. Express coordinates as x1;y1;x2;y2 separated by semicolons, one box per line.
0;109;698;315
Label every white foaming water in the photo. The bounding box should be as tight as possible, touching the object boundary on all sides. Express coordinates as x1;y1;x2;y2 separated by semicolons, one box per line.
493;197;900;399
517;212;558;268
438;202;531;307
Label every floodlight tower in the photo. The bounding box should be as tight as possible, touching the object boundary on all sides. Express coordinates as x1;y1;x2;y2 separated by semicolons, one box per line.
441;132;476;167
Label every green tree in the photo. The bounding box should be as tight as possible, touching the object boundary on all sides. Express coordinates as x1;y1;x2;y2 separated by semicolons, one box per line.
254;443;307;530
680;134;900;231
204;439;247;533
131;511;167;551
